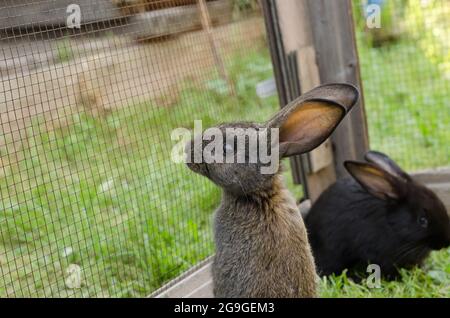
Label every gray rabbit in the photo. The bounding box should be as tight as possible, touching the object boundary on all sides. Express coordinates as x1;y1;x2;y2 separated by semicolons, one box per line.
186;83;359;297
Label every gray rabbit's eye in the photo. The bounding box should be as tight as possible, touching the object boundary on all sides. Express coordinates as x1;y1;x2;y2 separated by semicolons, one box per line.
418;215;428;228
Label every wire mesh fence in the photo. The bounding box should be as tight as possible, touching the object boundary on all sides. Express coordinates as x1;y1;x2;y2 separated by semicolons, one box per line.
353;0;450;171
0;0;290;297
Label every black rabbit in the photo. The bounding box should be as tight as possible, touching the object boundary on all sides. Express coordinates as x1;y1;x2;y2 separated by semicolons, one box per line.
305;151;450;278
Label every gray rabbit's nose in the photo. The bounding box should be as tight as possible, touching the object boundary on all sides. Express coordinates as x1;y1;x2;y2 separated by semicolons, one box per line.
185;136;210;177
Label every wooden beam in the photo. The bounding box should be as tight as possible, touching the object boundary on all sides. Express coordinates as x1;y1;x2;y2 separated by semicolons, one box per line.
306;0;370;178
268;0;337;201
150;257;214;298
262;0;368;200
197;0;235;95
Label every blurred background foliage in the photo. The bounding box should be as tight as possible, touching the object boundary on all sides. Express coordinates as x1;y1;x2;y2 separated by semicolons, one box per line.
353;0;449;170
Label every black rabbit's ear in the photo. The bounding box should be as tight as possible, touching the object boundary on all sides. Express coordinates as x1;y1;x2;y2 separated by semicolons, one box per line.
267;83;359;158
344;161;406;201
364;150;411;182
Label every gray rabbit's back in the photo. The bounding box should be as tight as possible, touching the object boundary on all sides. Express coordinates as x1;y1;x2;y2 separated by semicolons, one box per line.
213;176;317;297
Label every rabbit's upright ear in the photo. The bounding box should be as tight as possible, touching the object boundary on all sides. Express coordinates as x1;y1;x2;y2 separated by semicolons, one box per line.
344;161;407;201
266;83;359;158
364;150;411;182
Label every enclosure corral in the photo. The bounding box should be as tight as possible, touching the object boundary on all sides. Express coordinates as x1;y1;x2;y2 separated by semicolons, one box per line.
0;0;449;298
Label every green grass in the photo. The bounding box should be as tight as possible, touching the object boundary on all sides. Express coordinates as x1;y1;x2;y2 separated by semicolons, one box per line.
1;15;449;297
356;0;450;171
319;250;450;297
55;39;75;63
358;36;450;171
319;249;450;298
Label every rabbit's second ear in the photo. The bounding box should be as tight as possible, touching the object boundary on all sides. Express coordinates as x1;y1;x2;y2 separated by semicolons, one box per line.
266;83;359;158
344;161;406;201
364;150;411;182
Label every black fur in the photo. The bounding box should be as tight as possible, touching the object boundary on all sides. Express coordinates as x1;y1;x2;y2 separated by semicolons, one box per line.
305;152;450;279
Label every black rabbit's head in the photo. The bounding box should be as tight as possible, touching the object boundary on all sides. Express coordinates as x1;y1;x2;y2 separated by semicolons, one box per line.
345;151;450;252
186;83;359;195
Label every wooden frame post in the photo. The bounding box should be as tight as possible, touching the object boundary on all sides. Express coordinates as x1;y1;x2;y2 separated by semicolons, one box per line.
306;0;370;178
262;0;369;201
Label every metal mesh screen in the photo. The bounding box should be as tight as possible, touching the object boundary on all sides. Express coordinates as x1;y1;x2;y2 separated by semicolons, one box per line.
354;0;449;171
0;0;299;297
4;0;447;299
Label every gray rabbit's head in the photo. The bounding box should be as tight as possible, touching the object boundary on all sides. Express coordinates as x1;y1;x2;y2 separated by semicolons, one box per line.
186;83;359;196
